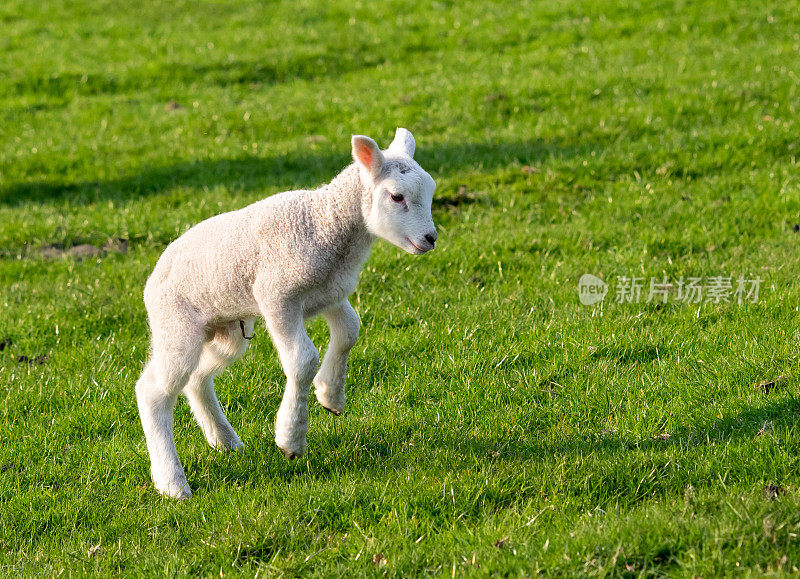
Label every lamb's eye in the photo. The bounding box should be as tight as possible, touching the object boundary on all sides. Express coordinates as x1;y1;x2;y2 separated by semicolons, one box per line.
390;193;404;203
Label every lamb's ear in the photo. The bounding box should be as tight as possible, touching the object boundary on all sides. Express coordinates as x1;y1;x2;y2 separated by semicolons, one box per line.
387;127;415;158
352;135;385;183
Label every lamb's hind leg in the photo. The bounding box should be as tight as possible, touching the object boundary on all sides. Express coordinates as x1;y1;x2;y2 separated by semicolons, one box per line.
184;320;253;451
314;300;360;415
136;319;205;499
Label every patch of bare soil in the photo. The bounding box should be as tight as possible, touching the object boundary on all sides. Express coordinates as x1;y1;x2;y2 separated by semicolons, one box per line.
38;238;128;261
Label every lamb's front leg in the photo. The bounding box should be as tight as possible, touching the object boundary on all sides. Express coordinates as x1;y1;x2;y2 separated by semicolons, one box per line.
314;300;360;415
261;304;319;459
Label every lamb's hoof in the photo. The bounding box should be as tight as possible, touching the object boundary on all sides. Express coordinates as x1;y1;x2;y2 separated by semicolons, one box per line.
313;381;345;416
280;448;299;460
276;439;306;460
211;435;244;452
155;480;192;500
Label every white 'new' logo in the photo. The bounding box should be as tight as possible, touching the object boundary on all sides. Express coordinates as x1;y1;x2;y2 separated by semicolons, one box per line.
578;274;608;305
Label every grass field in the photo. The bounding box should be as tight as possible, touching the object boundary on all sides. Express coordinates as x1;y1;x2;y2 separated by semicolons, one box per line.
2;0;800;575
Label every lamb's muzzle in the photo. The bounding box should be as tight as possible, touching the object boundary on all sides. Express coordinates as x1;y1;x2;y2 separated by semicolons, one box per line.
135;127;437;498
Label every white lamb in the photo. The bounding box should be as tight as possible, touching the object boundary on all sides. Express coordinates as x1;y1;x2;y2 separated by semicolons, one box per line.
135;128;437;498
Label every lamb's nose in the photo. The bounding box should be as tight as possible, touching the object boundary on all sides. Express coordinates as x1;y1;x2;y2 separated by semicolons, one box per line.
424;232;437;246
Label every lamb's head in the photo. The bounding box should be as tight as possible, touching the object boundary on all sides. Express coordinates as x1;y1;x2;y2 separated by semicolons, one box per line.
351;128;437;255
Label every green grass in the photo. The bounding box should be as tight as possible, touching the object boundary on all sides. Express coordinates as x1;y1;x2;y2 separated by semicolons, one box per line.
2;0;800;574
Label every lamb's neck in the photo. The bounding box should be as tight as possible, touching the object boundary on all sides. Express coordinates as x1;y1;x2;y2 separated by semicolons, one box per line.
314;164;373;250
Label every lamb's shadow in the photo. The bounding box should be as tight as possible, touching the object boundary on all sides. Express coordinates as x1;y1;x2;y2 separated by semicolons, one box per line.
1;138;600;207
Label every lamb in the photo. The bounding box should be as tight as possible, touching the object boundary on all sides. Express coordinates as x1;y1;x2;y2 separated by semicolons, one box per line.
135;128;437;498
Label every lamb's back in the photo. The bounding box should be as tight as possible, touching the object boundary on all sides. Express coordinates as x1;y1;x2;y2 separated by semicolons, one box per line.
144;189;324;318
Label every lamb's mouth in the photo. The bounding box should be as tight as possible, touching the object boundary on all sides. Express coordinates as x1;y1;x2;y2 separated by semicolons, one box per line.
406;238;429;254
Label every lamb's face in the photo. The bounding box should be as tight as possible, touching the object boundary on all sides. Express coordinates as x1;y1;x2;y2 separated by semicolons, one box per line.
352;129;438;255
